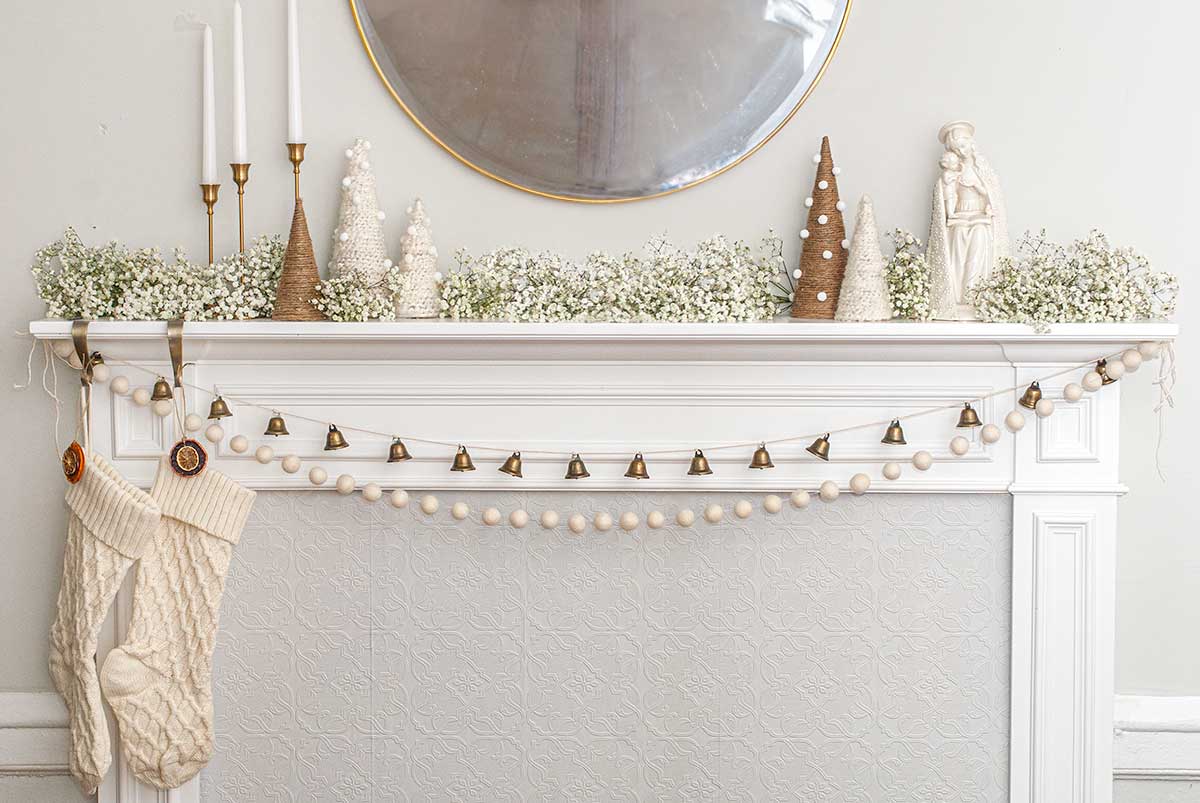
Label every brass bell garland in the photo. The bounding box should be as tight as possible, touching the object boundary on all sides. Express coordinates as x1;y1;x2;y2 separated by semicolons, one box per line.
687;449;713;476
956;403;982;428
806;433;831;461
1097;359;1117;385
565;453;590;480
1018;381;1042;410
323;424;349;451
499;451;523;477
624;452;650;480
748;443;774;469
451;445;476;472
387;438;412;463
208;395;233;420
264;412;289;437
881;419;907;444
150;376;174;401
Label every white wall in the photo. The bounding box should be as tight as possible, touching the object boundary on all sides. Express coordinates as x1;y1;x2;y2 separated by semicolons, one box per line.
0;0;1196;797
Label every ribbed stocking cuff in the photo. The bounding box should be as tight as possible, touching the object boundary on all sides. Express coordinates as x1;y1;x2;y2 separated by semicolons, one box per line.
150;458;256;544
64;453;160;559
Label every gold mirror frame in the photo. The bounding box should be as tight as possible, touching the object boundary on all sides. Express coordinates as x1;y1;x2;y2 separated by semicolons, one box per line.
349;0;852;204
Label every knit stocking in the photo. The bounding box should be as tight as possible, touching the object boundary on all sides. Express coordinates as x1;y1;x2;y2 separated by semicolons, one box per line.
49;453;161;796
100;459;255;789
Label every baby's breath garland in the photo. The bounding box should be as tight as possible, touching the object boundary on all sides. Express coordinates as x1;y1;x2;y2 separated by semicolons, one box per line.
32;228;284;320
970;230;1177;329
311;264;408;322
441;235;787;322
883;229;932;321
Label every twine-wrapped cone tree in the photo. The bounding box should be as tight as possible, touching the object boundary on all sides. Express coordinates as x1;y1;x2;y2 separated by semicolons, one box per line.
273;200;324;320
791;136;849;319
835;195;892;321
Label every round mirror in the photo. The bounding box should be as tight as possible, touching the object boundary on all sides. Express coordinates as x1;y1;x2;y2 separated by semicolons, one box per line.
350;0;851;202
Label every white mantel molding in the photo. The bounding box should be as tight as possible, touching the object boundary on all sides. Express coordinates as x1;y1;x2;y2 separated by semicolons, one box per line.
25;318;1180;803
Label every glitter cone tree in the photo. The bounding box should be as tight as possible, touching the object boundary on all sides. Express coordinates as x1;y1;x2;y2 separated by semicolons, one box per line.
395;199;440;318
791;136;849;319
329;138;392;286
835;195;892;321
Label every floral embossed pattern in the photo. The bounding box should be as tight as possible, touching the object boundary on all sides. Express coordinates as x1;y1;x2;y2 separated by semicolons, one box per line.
200;492;1011;801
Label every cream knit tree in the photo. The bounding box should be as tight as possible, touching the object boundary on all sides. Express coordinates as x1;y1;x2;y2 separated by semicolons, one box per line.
329;138;392;286
835;195;892;321
395;198;441;318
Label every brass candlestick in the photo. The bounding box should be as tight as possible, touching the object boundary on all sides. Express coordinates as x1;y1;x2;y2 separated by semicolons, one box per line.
286;143;306;200
230;163;251;252
200;183;220;265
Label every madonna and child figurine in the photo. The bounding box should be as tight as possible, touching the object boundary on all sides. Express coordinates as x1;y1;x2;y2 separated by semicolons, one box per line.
927;120;1009;319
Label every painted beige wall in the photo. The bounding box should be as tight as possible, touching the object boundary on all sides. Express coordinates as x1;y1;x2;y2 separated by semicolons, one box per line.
0;1;1196;797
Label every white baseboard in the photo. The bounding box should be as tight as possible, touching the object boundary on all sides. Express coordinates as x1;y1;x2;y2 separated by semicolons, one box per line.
1114;694;1200;780
0;692;69;776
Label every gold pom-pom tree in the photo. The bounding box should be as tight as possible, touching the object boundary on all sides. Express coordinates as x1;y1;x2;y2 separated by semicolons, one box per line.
790;136;849;319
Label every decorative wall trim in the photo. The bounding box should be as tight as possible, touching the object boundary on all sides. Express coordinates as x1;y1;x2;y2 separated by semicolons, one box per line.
1113;695;1200;780
0;692;69;776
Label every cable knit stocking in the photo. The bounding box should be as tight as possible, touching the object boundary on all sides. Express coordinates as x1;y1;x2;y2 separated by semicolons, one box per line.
49;453;161;796
100;459;255;789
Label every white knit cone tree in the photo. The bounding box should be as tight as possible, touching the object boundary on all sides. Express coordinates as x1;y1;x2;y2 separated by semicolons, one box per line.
835;195;892;321
395;198;441;318
329;138;392;286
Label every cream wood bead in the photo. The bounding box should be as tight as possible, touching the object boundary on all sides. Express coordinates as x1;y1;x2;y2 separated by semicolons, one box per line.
229;434;250;453
131;387;151;406
882;462;901;480
764;495;783;514
362;483;382;502
619;512;639;531
1005;410;1026;432
52;340;74;359
281;454;302;474
703;504;723;524
109;375;130;395
949;436;970;456
335;474;356;495
819;480;840;502
849;473;870;494
452;502;469;520
1035;398;1055;417
184;413;203;432
90;363;111;383
204;424;225;443
540;510;560;529
1121;349;1143;372
482;506;502;525
254;445;274;464
1137;341;1161;359
981;424;1002;444
1103;360;1126;380
308;466;327;486
1082;370;1104;391
567;513;587;534
66;352;83;369
152;399;174;417
790;489;811;509
390;489;410;509
734;500;753;519
1063;383;1084;402
509;509;530;528
647;510;666;529
675;508;696;527
594;512;613;532
912;450;933;471
419;494;439;514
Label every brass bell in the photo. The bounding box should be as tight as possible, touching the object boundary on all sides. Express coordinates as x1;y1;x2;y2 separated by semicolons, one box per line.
748;443;774;469
687;449;713;476
450;445;476;472
499;451;523;477
387;438;412;463
150;376;174;401
564;453;590;480
264;412;289;437
806;433;831;461
324;424;349;451
881;419;907;445
208;395;233;420
1097;359;1117;385
624;452;650;479
956;403;982;428
89;351;105;366
1018;381;1042;410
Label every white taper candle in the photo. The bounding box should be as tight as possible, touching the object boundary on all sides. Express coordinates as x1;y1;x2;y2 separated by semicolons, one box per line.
232;0;248;163
287;0;303;143
202;25;217;183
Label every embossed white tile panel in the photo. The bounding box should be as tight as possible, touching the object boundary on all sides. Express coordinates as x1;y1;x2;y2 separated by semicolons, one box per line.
200;491;1011;801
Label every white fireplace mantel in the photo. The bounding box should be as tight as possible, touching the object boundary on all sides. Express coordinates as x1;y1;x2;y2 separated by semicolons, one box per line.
28;318;1180;803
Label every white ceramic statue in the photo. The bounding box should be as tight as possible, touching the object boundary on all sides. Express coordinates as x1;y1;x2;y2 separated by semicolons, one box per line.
927;120;1009;319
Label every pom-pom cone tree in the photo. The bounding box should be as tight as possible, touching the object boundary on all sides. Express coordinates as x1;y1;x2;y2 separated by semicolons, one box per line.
791;136;848;319
835;195;892;321
329;138;392;286
395;199;441;318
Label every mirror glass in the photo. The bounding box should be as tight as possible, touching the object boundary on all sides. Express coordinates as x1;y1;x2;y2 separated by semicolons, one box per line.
352;0;851;202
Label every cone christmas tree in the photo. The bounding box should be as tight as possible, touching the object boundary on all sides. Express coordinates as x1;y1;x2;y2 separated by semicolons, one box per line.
791;136;849;319
835;195;892;321
395;199;441;318
273;199;324;321
329;138;392;286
